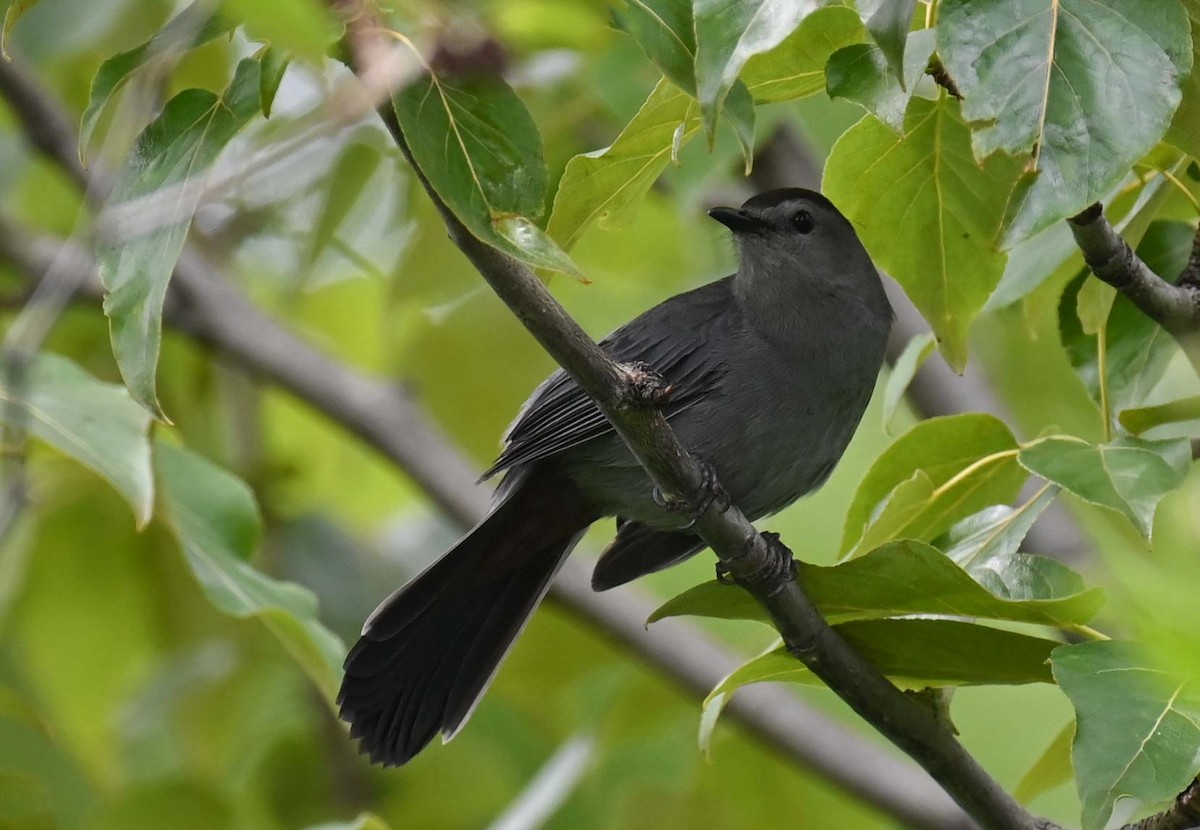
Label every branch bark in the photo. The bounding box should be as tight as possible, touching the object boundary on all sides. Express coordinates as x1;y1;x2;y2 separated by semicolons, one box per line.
1124;779;1200;830
0;53;975;830
338;16;1052;830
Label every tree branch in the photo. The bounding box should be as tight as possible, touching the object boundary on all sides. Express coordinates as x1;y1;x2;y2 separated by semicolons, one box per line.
338;16;1052;830
1123;779;1200;830
0;56;976;829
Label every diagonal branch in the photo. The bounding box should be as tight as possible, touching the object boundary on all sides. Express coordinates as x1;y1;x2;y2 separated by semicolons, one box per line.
339;14;1052;830
0;56;976;830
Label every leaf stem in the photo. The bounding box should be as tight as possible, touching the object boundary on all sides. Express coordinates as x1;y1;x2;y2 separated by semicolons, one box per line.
930;449;1020;499
1066;624;1110;641
1097;324;1112;442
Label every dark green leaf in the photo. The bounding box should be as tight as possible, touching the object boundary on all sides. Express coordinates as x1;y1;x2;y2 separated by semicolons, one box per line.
864;0;916;84
1166;0;1200;157
549;80;698;252
0;353;153;525
881;331;935;432
392;70;581;278
742;5;865;102
1053;641;1200;830
841;414;1025;556
1018;436;1192;537
0;0;39;60
823;98;1025;370
613;0;696;93
1015;721;1075;805
938;0;1194;244
99;56;265;416
692;0;817;140
79;4;232;157
258;47;289;117
825;29;935;132
305;139;382;268
156;442;344;700
651;540;1101;628
1120;396;1200;436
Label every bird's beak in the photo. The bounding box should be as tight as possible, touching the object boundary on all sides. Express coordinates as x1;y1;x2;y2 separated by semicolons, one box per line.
707;206;761;233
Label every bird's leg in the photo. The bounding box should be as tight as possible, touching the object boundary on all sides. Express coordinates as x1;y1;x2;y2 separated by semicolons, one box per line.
619;361;674;406
652;456;730;529
722;531;798;594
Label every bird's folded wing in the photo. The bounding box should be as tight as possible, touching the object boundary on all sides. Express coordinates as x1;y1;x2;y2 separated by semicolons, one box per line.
480;277;735;479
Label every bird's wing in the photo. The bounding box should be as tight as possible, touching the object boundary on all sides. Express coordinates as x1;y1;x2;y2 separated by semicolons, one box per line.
480;277;735;479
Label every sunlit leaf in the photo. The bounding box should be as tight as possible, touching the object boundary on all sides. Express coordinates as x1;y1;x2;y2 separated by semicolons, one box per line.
881;331;935;432
741;5;865;102
221;0;338;64
823;98;1025;370
0;353;153;525
938;0;1193;244
0;0;40;60
651;540;1101;628
156;442;344;700
1120;396;1200;436
393;69;581;278
825;29;935;132
79;4;232;157
1053;641;1200;830
1015;721;1075;805
841;414;1025;556
1018;436;1192;537
99;56;265;417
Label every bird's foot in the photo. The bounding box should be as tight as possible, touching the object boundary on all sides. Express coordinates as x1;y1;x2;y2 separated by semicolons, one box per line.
652;458;730;529
620;361;673;406
741;531;798;592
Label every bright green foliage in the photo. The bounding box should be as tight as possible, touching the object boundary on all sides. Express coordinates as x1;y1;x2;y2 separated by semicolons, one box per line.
938;0;1193;244
824;97;1025;370
1015;721;1075;804
220;0;337;64
1053;642;1200;830
863;0;916;84
98;56;265;417
0;353;153;525
742;5;864;102
881;331;935;432
825;29;935;132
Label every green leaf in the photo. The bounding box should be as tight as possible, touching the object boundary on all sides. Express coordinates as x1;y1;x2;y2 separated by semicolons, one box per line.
99;56;265;417
1166;0;1200;157
823;98;1025;371
548;80;699;251
305;138;383;267
708;619;1058;696
692;0;818;140
937;0;1194;245
1053;641;1200;830
652;539;1102;628
1018;436;1192;537
841;413;1025;556
864;0;916;84
0;353;153;525
825;29;936;132
742;5;865;102
258;47;289;117
303;815;392;830
1120;396;1200;436
882;331;935;432
1015;721;1075;805
936;485;1058;570
392;69;581;278
613;0;696;93
0;0;39;59
79;4;232;157
156;442;344;700
0;769;53;830
221;0;338;64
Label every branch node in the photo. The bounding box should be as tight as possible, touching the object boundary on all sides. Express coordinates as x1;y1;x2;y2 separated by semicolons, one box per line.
617;361;673;408
926;56;963;100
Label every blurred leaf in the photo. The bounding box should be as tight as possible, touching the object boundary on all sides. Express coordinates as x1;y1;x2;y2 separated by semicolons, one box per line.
1120;396;1200;435
692;0;817;140
841;414;1025;556
825;29;935;132
1052;641;1200;830
0;353;153;525
0;0;40;60
549;81;698;251
864;0;916;84
0;769;53;830
258;46;289;117
651;540;1102;628
1166;0;1200;157
1018;436;1192;537
707;619;1058;699
612;0;695;93
823;98;1025;370
881;331;935;432
305;139;382;267
1015;721;1074;805
304;815;392;830
99;56;265;417
742;5;865;102
221;0;338;64
156;442;344;700
79;4;232;156
393;70;581;278
937;0;1193;245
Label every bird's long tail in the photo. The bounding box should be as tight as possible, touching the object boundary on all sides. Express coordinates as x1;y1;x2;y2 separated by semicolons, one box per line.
338;472;591;766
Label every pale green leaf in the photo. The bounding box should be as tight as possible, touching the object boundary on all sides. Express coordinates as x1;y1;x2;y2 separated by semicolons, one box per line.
742;5;865;102
1015;721;1075;805
881;331;935;432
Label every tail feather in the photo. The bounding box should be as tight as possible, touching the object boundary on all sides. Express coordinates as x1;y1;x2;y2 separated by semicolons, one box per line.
338;479;589;766
592;521;704;591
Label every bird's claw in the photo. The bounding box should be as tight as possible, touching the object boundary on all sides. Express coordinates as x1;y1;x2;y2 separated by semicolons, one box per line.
651;458;730;529
621;362;673;406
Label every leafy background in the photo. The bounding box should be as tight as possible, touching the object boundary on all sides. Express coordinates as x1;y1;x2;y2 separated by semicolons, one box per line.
0;0;1199;828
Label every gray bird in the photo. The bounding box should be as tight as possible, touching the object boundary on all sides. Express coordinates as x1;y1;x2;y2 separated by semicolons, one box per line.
338;188;893;765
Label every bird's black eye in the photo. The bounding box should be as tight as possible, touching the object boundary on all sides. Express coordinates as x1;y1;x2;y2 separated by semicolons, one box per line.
791;209;815;234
